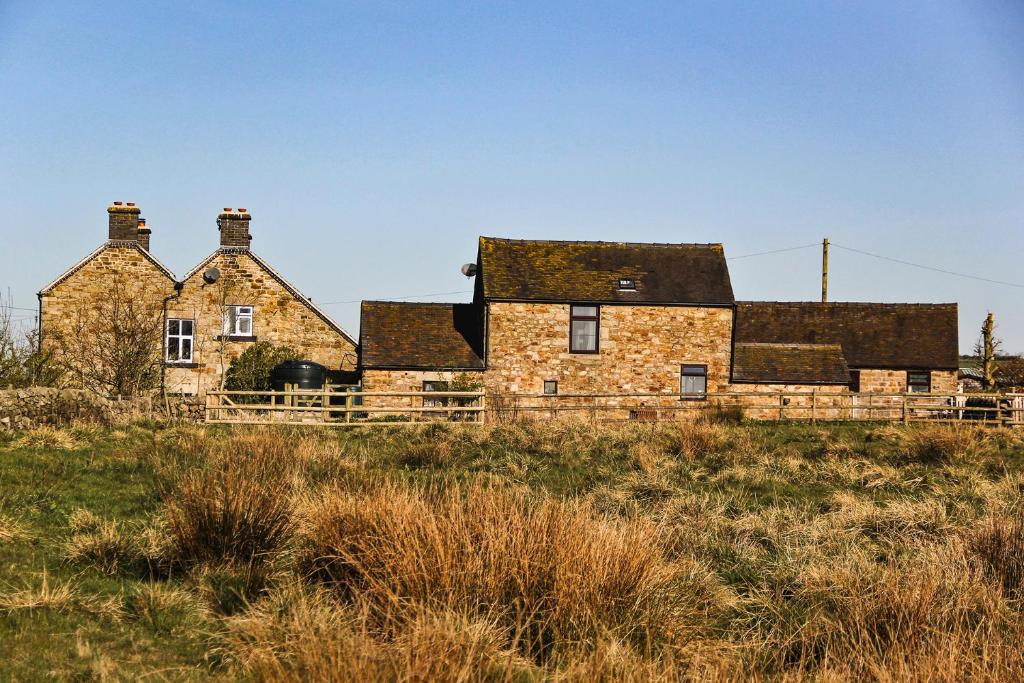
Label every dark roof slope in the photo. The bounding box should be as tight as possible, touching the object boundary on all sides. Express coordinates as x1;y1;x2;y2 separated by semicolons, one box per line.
732;343;850;384
478;237;734;305
735;302;958;370
360;302;485;370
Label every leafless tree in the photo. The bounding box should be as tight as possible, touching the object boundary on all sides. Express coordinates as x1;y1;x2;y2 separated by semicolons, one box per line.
51;282;164;396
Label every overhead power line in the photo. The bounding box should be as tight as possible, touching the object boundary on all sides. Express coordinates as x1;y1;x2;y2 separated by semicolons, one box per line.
832;243;1024;290
319;289;473;305
727;243;819;260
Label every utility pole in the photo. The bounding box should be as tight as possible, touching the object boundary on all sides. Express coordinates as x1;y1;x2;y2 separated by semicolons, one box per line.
982;312;996;391
821;238;829;303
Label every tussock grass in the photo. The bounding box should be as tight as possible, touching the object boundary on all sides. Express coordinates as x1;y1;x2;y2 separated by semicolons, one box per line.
12;425;79;450
0;571;82;613
164;434;296;568
4;420;1024;679
295;481;696;657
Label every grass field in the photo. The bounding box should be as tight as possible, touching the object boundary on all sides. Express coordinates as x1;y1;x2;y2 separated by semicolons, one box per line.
2;419;1024;680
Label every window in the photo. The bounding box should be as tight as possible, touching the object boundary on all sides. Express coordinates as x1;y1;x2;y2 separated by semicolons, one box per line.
423;380;450;407
617;277;636;291
908;371;930;393
223;305;254;337
680;364;707;398
569;305;599;353
543;380;558;395
166;319;194;363
849;370;861;393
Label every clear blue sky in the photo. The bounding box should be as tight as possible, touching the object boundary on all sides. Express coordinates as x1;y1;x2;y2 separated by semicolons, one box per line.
1;1;1021;352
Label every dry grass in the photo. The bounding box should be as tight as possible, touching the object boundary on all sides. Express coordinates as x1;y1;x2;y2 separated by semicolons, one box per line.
0;571;82;613
12;425;79;450
164;434;297;569
8;420;1024;679
294;481;698;656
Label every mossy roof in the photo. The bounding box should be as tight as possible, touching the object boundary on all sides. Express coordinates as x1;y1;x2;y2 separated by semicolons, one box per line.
732;343;850;384
735;302;959;370
477;237;735;305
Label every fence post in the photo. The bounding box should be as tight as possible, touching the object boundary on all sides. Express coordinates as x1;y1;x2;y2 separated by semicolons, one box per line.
345;391;353;424
902;394;908;424
778;393;784;421
811;390;817;423
322;384;330;423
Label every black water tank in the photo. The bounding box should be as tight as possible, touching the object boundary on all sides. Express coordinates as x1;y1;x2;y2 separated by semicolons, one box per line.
269;360;328;391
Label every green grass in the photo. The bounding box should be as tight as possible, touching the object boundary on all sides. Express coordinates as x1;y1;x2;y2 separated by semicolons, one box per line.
1;421;1023;680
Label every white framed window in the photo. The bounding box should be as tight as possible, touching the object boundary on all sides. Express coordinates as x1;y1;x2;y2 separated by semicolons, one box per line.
223;305;254;337
166;319;194;363
907;371;930;393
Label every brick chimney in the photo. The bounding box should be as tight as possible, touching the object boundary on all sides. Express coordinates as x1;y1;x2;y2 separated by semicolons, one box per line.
108;202;141;242
218;208;252;248
137;218;152;251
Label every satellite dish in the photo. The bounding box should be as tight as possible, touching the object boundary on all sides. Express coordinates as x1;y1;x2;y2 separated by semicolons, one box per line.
202;267;221;285
460;263;478;277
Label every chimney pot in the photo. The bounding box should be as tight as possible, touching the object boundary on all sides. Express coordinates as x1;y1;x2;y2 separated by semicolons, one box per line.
108;201;141;242
126;202;136;207
223;207;232;212
137;218;152;251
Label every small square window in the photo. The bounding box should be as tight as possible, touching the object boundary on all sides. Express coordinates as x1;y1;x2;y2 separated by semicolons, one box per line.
680;364;708;399
617;277;636;291
223;305;254;337
543;380;558;395
907;371;930;393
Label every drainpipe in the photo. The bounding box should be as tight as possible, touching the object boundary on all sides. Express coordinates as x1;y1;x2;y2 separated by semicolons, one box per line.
160;281;184;412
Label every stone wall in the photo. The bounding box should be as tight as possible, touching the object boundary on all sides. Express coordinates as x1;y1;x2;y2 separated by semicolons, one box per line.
360;369;485;418
0;389;209;431
0;389;152;431
164;250;357;395
855;368;958;394
484;302;734;396
727;384;850;420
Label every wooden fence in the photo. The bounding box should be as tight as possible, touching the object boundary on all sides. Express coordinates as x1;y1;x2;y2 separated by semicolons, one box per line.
205;387;1024;427
205;386;486;426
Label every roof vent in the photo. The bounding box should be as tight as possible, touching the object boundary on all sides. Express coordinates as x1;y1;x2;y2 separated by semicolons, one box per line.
617;277;637;291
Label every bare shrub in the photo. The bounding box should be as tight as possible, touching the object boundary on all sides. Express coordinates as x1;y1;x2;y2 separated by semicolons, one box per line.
659;422;731;460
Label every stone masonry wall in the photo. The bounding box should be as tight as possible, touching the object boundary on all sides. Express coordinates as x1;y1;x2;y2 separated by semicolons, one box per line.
41;244;175;388
485;302;734;397
360;369;485;419
164;250;357;395
856;369;958;394
0;388;152;431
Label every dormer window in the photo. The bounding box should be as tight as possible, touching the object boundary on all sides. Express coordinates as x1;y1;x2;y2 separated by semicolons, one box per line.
617;277;636;291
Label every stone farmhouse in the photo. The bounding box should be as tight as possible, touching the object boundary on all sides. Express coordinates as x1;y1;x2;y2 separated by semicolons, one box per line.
360;236;959;405
38;203;357;395
40;205;958;406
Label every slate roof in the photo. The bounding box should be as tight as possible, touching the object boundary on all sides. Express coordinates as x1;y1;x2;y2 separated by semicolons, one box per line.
477;237;735;305
360;301;485;370
734;302;959;370
732;343;850;384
